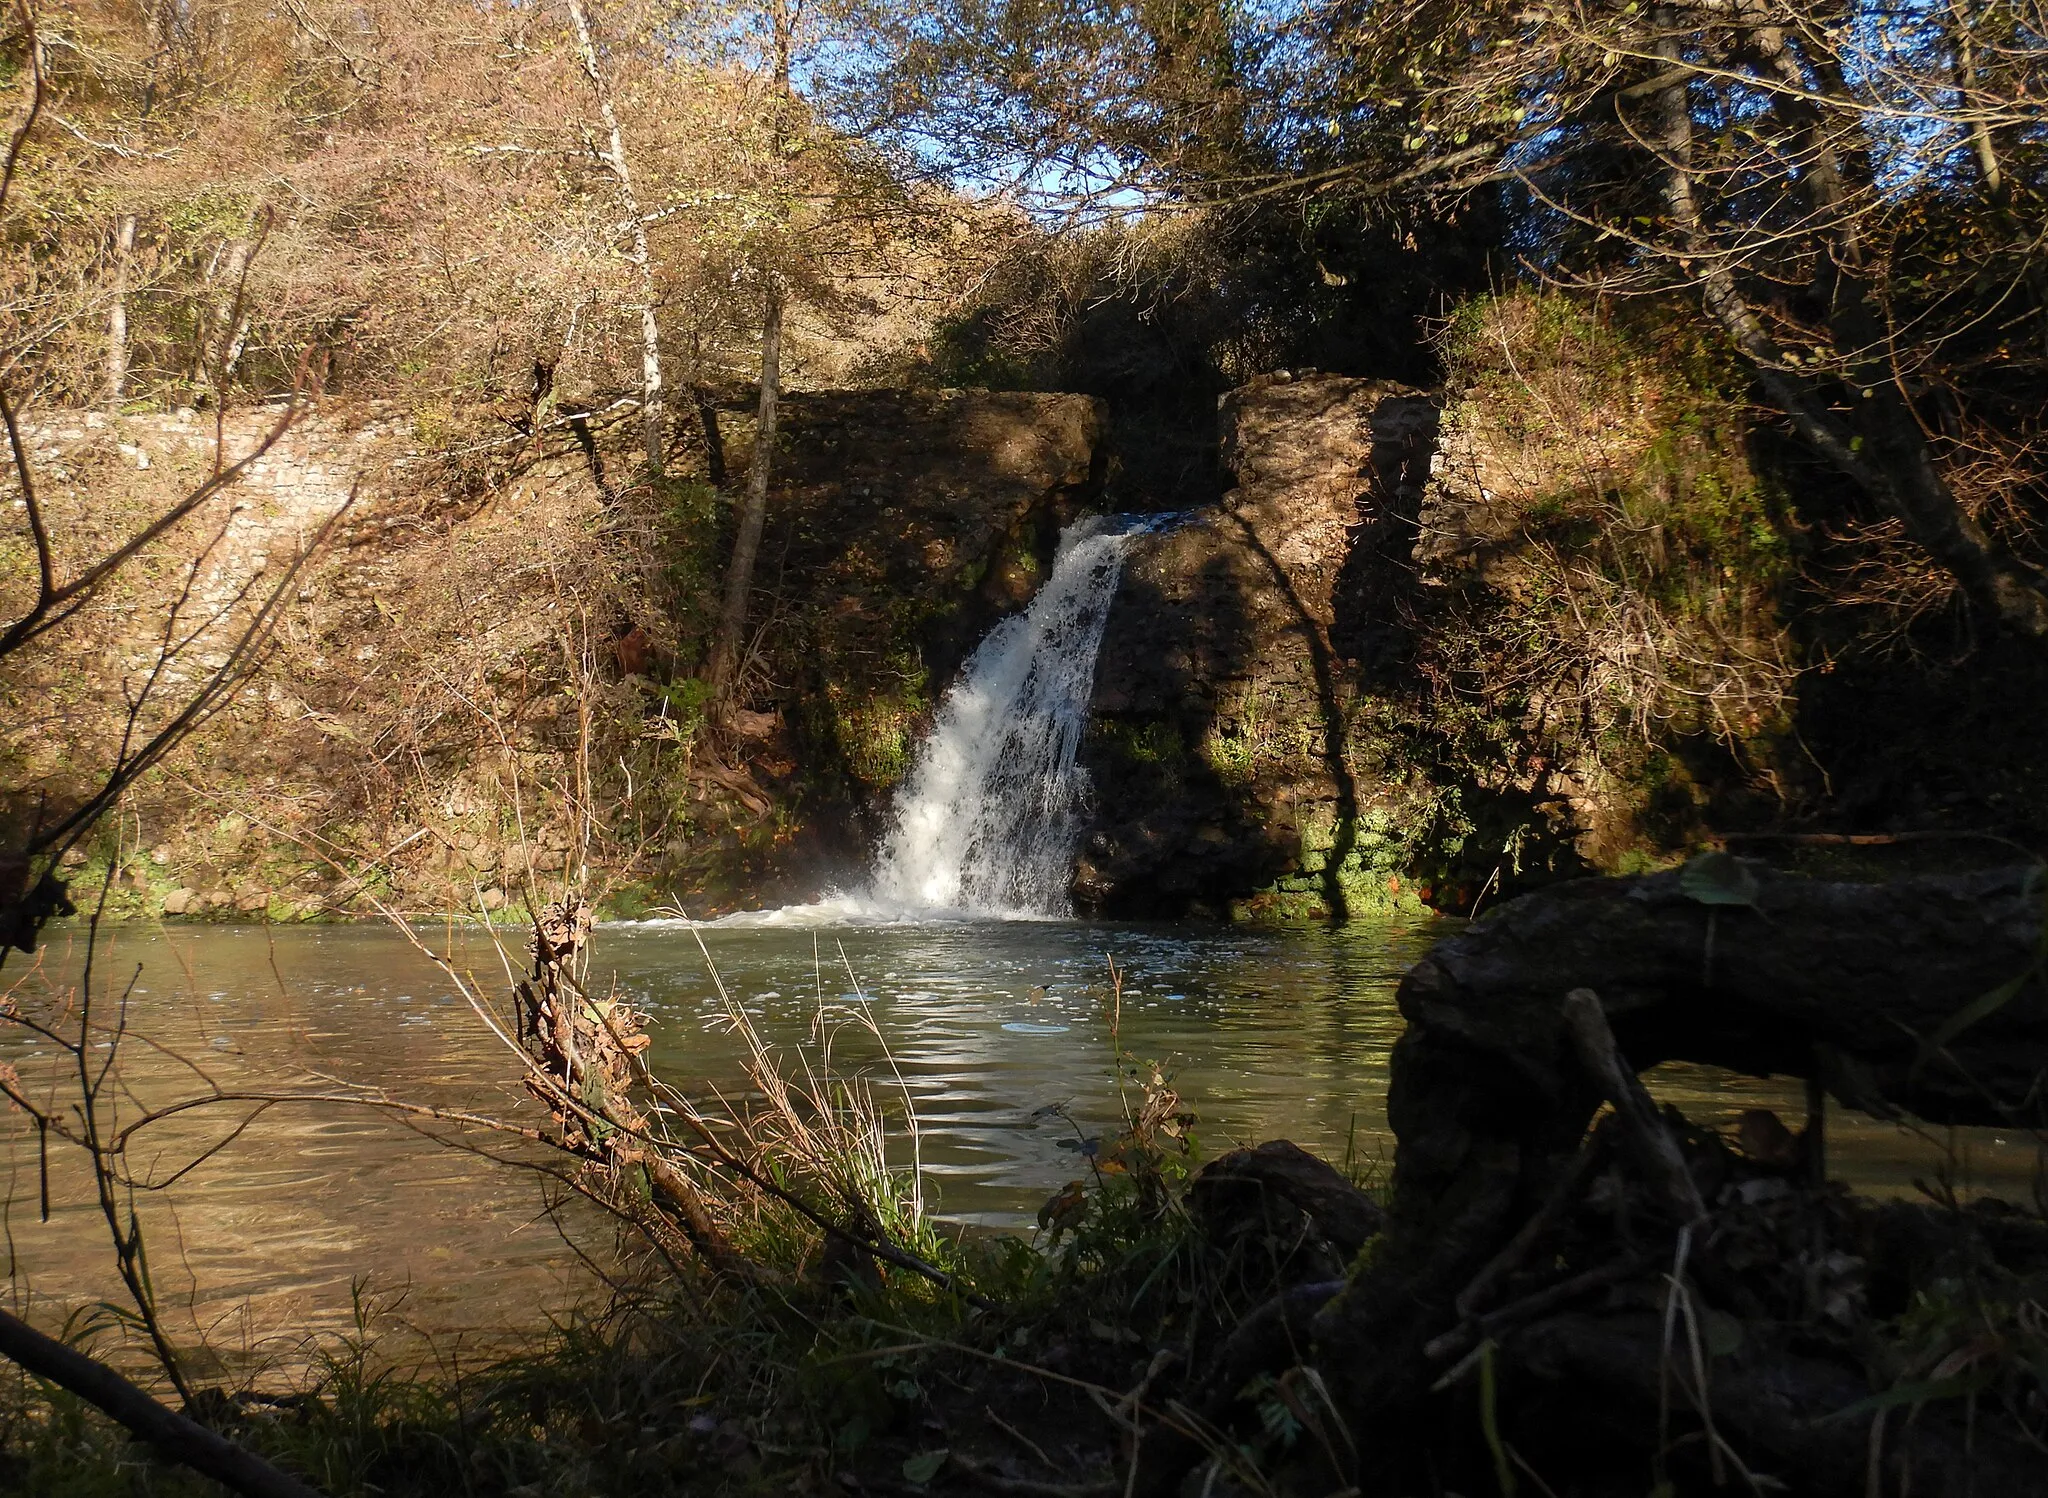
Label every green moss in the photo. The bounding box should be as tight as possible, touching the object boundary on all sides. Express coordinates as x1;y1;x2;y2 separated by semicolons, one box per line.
835;693;924;790
1090;718;1187;768
1412;289;1807;878
1200;682;1320;787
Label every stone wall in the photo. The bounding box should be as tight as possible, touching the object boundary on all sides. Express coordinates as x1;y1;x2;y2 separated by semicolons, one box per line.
6;390;1106;919
685;387;1108;897
1079;374;1439;919
15;406;408;665
1076;348;1806;921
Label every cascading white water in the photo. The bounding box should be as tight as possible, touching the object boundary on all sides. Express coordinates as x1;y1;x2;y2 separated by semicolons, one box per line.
868;516;1148;917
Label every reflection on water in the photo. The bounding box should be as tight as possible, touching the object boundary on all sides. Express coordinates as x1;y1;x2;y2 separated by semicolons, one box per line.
618;914;1439;1219
2;914;2038;1365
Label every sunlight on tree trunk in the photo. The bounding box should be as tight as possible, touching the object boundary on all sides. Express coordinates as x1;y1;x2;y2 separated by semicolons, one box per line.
709;2;798;702
711;278;782;699
565;0;665;480
204;233;253;396
105;213;136;416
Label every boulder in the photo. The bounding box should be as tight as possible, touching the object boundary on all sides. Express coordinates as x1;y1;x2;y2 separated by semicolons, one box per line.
1188;1138;1385;1266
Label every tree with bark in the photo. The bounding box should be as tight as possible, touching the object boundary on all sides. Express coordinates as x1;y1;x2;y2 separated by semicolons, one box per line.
1331;0;2048;638
694;0;958;701
707;0;798;700
860;0;2048;642
565;0;669;479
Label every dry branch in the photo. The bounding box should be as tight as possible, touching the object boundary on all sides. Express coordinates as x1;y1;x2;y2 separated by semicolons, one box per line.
1561;987;1707;1223
0;1307;326;1498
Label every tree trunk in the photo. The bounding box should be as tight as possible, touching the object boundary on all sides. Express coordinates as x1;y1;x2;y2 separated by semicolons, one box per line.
706;1;797;700
1645;20;2048;640
564;0;665;479
709;279;782;697
1313;861;2048;1432
106;212;137;415
213;239;250;365
193;233;254;398
1948;0;2005;199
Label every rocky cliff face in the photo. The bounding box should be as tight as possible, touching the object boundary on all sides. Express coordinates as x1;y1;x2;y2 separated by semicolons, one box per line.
1078;374;1439;920
1076;333;1803;920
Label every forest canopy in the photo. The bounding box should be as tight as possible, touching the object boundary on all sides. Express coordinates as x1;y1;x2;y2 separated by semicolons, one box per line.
7;0;2042;637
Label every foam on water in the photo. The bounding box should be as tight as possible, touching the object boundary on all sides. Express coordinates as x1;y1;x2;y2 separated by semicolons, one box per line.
867;515;1150;918
632;516;1159;929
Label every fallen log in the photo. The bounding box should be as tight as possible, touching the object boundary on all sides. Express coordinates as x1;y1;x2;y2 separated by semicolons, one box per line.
1313;862;2048;1437
0;1308;326;1498
1395;862;2047;1128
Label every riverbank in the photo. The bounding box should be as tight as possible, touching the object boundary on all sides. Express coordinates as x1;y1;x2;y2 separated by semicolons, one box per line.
7;879;2047;1497
8;1040;2044;1498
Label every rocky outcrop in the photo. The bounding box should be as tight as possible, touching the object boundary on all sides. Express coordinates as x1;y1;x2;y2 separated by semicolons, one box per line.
1077;374;1438;919
1076;320;1817;921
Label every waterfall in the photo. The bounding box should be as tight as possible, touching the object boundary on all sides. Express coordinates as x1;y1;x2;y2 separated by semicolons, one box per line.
869;516;1148;918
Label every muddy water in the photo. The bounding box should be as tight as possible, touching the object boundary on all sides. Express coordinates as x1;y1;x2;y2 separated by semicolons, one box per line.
2;916;2036;1372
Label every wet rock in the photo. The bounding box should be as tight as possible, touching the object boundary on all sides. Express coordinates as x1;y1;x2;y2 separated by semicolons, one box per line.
1188;1139;1385;1268
730;388;1108;886
1081;374;1438;918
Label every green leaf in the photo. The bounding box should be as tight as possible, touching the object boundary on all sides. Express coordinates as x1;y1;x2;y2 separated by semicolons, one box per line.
902;1449;949;1485
1680;851;1760;908
1477;1341;1515;1497
1913;969;2035;1077
1817;1373;1990;1424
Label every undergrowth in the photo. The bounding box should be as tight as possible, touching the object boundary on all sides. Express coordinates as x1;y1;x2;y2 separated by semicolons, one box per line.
0;932;1237;1498
1360;290;1809;900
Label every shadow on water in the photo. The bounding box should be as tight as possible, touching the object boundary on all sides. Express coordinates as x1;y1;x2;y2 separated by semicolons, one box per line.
5;917;2038;1364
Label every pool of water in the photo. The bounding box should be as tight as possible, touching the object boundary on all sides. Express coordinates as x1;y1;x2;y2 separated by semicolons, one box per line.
1;913;2037;1370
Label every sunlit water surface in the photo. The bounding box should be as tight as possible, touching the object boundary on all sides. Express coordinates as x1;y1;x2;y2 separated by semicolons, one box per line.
2;915;2036;1371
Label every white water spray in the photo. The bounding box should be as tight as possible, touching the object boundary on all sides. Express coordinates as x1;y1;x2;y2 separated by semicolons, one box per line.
868;516;1150;918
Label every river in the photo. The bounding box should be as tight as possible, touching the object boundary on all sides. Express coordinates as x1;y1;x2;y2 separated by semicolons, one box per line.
2;913;2037;1380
